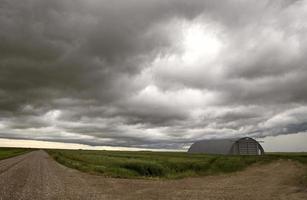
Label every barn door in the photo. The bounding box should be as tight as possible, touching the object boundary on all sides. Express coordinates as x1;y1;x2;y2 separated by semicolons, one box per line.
238;139;258;155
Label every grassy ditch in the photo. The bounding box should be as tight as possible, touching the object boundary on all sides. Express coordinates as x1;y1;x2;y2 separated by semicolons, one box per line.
0;147;31;160
47;149;293;179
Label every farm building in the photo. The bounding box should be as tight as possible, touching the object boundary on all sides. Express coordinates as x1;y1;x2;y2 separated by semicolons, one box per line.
188;137;264;155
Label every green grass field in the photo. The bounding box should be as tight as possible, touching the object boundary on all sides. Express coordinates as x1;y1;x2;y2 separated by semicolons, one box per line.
0;147;31;160
47;149;307;179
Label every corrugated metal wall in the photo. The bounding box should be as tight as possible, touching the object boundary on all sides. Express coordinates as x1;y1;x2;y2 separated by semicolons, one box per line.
231;138;263;155
188;137;265;155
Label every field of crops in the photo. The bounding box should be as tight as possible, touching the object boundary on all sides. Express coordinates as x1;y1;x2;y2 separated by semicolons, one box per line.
47;149;307;179
0;147;31;160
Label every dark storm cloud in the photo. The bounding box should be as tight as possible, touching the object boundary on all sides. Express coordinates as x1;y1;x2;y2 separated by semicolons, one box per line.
1;0;307;149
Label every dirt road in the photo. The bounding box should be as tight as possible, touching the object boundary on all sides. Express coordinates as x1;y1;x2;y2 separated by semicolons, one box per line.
0;150;306;200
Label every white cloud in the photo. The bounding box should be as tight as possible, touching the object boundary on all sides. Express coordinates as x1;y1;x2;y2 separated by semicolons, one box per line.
1;0;307;150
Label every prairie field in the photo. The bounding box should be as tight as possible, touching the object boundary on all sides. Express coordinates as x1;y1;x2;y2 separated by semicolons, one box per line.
0;149;306;199
0;147;31;160
47;149;307;179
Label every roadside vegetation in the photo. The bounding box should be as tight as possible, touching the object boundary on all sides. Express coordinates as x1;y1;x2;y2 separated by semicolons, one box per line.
0;147;31;160
47;149;307;179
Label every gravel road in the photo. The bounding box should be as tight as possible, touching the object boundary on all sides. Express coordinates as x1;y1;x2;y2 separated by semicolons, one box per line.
0;150;306;200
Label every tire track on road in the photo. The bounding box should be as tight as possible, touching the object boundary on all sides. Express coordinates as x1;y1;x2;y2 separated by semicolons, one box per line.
0;153;30;175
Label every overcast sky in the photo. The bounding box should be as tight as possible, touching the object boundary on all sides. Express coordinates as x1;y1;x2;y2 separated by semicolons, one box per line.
1;0;307;151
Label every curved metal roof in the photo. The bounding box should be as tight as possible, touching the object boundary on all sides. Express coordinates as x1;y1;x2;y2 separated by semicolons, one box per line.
188;139;236;154
188;137;264;155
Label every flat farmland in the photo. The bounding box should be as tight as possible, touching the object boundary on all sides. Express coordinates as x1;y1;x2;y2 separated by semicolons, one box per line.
0;147;31;160
0;149;306;200
47;149;307;179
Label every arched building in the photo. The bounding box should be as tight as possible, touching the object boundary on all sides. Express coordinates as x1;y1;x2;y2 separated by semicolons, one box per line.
188;137;264;155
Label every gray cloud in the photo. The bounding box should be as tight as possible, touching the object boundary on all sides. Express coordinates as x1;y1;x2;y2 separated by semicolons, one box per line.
0;0;307;149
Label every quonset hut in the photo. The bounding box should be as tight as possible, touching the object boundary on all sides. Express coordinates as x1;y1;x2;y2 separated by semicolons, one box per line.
188;137;264;155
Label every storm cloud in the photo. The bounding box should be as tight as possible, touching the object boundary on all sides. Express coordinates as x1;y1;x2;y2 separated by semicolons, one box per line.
0;0;307;149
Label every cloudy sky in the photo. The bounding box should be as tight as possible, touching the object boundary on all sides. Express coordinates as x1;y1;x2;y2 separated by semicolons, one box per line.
1;0;307;151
